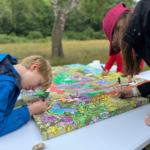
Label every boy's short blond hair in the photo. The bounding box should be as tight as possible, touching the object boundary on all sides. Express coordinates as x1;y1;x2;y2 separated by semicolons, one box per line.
19;55;53;92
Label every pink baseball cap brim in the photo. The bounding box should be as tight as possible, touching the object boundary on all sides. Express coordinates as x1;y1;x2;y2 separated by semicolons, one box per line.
103;3;134;56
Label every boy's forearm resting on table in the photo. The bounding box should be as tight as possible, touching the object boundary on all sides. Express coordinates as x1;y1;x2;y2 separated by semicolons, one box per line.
0;106;30;136
0;82;30;136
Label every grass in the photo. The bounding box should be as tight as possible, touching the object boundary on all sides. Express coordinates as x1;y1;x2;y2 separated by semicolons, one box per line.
0;40;149;72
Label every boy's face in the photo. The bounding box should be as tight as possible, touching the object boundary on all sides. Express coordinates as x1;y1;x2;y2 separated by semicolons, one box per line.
21;63;46;91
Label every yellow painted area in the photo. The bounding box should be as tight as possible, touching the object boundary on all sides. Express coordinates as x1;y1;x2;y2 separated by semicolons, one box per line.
67;126;71;132
130;101;137;108
51;126;57;135
78;124;82;128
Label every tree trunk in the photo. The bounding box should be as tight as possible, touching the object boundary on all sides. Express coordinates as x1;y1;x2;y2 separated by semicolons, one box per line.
51;11;66;57
50;0;81;57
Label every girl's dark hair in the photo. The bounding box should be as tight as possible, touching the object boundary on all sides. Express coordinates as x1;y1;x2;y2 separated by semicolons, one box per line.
112;12;142;77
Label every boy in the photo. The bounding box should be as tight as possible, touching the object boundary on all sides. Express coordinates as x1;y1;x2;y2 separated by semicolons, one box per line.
0;53;52;136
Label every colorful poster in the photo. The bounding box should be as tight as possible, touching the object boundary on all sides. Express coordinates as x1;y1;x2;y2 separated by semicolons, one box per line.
23;64;150;140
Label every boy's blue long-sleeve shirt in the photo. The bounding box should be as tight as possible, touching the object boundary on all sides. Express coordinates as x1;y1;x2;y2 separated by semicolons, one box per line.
0;53;30;136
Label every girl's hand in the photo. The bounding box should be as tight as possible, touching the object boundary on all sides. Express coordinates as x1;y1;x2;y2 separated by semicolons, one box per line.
102;70;109;76
28;100;50;116
145;115;150;126
116;87;134;98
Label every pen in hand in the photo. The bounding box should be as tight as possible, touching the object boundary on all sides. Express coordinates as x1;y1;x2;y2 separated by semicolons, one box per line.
118;77;123;98
101;65;106;71
42;95;46;102
101;65;109;76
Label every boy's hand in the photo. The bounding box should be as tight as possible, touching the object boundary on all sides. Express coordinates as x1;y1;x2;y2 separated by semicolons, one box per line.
28;100;50;116
102;70;109;76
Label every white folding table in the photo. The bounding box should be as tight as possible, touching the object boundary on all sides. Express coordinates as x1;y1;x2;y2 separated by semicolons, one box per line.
1;69;150;150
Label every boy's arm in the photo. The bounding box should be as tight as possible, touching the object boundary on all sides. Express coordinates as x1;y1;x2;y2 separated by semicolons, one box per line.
105;55;116;71
0;82;30;136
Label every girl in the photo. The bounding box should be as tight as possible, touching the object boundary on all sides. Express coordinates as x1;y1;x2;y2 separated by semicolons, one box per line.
102;52;144;75
102;3;144;76
103;0;150;125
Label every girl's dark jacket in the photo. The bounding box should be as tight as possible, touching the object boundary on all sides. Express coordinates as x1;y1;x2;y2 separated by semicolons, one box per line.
123;0;150;96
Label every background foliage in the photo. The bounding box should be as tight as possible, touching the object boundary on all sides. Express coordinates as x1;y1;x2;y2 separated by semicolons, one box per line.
0;0;136;42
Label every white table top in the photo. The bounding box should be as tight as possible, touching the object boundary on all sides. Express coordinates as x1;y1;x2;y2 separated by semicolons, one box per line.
1;69;150;150
135;70;150;81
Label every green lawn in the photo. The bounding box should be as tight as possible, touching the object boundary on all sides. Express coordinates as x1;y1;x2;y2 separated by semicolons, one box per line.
0;40;149;72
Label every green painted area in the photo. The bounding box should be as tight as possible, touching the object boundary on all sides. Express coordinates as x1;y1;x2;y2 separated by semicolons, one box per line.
36;92;50;98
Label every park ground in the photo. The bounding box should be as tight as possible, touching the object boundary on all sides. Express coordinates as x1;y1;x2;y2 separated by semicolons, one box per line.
0;40;149;72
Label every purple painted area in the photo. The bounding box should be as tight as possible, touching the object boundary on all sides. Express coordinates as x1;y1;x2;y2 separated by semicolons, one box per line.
56;84;70;87
136;100;140;106
70;110;77;114
127;98;141;106
58;116;74;126
56;85;73;89
41;116;57;123
64;94;91;106
100;112;109;115
133;100;140;106
65;94;89;100
74;81;88;85
35;113;48;119
74;88;94;95
60;122;65;126
56;84;73;89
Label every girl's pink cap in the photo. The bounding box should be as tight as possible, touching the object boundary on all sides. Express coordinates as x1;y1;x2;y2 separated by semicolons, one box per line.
103;3;134;56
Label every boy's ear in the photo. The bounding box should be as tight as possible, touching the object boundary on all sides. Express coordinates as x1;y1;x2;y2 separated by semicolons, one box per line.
30;63;39;71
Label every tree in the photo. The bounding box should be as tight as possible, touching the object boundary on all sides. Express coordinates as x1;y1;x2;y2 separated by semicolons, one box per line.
0;0;45;35
50;0;81;57
79;0;136;39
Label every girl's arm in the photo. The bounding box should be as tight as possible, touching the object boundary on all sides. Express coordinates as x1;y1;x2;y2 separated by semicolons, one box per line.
140;59;144;70
105;55;116;71
137;82;150;97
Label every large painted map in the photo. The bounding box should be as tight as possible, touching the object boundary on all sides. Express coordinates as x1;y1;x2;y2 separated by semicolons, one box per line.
22;64;150;140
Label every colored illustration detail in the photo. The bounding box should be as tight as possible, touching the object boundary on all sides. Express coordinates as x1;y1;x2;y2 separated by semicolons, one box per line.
22;64;150;140
21;87;41;96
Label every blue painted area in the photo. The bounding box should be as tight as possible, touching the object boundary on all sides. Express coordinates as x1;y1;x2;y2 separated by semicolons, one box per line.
50;108;59;113
65;64;86;68
50;104;75;114
55;110;64;114
97;80;111;85
53;104;61;109
65;64;103;75
63;108;75;112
